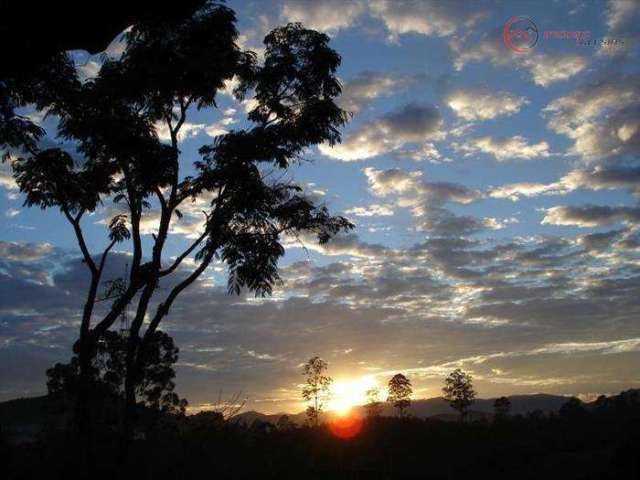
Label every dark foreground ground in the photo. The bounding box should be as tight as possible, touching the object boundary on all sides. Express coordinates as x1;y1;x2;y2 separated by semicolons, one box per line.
2;390;639;479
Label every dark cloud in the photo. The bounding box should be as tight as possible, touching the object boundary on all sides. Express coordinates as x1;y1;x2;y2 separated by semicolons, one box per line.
543;205;640;227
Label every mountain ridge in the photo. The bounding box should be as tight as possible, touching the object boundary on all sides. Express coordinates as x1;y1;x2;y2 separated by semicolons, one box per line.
233;392;573;425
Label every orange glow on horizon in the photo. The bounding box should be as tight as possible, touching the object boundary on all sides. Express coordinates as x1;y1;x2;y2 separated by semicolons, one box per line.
329;413;363;439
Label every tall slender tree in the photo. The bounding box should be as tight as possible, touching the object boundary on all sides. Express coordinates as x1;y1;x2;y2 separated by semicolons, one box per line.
365;387;383;418
301;356;332;426
4;1;352;448
443;369;476;421
387;373;412;417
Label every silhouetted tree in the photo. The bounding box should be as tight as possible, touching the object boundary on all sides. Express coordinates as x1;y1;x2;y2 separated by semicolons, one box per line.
302;356;332;426
276;414;295;431
1;53;78;157
365;387;383;418
443;369;475;421
559;397;586;420
5;1;352;448
493;396;511;419
387;374;412;417
47;330;187;420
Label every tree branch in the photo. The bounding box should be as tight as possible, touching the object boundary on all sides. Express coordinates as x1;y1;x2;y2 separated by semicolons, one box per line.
63;207;97;275
143;245;216;343
159;230;208;277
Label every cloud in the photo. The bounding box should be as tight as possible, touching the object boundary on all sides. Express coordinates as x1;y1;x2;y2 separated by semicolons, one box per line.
363;167;485;237
490;164;640;201
369;0;487;39
606;0;637;32
577;229;626;251
286;232;390;258
339;71;423;115
0;241;53;262
542;205;640;227
319;103;444;161
561;165;640;196
364;167;481;206
281;0;365;33
345;204;394;217
2;225;640;409
489;182;564;201
521;54;590;88
600;0;640;56
416;211;494;237
154;116;237;143
454;136;551;161
544;74;640;161
0;165;17;191
450;30;589;87
446;89;528;121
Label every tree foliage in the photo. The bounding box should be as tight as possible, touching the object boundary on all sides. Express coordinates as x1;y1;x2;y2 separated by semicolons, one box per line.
493;396;511;419
3;0;353;441
301;356;332;426
47;330;187;417
365;387;383;418
387;373;412;417
443;369;476;420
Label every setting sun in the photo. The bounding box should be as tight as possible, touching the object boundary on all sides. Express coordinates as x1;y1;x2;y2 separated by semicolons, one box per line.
328;376;379;415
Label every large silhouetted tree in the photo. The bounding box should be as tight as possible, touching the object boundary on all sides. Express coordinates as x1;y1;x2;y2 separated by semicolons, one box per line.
47;330;187;423
302;356;332;426
443;369;476;421
4;1;352;449
387;373;412;417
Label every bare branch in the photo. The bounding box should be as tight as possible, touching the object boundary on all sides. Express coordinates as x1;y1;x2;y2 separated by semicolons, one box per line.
144;245;217;341
62;207;97;275
159;230;208;277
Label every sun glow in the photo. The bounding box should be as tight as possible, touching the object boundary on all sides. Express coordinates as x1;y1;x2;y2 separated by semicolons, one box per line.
328;376;379;415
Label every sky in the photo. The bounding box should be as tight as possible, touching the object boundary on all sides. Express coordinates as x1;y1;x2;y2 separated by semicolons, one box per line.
1;0;640;414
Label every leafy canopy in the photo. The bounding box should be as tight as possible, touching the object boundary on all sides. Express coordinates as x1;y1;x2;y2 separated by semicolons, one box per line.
443;369;476;417
5;2;353;330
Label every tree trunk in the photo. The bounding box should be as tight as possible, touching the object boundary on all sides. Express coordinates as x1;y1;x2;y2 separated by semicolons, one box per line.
119;338;139;463
75;336;101;476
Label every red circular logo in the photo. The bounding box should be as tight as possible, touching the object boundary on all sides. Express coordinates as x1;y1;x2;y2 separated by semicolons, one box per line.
503;16;539;53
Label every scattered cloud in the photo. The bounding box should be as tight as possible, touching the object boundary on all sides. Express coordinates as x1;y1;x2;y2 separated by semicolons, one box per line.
542;205;640;227
281;0;365;33
454;136;551;161
339;71;424;115
319;103;444;161
446;89;528;121
544;74;640;161
0;241;53;262
450;31;589;87
369;0;487;39
345;204;394;217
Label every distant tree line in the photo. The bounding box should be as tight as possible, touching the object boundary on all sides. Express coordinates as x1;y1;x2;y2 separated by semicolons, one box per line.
4;388;639;479
300;357;486;422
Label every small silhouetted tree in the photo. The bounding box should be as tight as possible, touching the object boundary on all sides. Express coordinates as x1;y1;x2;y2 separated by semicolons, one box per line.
301;356;332;426
493;396;511;419
365;387;383;418
559;397;586;420
387;374;412;417
276;414;295;431
443;369;476;421
5;2;352;448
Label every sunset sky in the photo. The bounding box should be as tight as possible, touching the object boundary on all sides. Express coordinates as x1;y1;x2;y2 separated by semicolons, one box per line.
1;0;639;414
